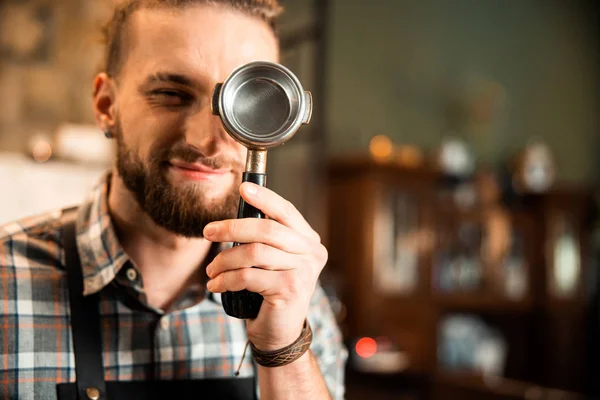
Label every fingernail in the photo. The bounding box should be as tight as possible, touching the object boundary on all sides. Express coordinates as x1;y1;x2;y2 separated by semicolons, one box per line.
206;279;214;291
245;183;258;195
204;224;216;237
206;264;213;278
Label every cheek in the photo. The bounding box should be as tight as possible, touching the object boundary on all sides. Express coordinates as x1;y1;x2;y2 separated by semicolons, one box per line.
119;110;183;161
233;143;247;164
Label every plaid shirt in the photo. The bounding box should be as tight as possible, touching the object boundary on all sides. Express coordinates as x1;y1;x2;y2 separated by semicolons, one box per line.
0;175;346;400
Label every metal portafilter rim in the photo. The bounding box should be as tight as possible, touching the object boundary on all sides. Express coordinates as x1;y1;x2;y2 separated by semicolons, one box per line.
211;61;312;151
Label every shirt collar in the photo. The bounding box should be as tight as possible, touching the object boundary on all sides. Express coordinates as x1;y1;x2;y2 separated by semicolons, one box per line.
74;173;130;296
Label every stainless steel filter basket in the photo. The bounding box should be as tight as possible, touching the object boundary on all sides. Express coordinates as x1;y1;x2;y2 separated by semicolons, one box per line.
211;61;312;150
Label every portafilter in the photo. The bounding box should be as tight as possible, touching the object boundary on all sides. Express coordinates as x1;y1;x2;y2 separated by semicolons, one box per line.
211;61;312;319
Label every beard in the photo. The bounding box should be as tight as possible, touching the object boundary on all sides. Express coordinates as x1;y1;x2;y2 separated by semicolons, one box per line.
114;121;242;238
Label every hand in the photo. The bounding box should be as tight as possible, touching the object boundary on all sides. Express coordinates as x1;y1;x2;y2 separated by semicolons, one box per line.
203;182;328;351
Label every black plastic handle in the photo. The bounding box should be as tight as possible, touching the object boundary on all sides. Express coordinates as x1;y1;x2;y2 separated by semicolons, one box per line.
221;172;266;319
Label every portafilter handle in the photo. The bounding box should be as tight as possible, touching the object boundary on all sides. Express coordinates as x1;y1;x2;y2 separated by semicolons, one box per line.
221;150;267;319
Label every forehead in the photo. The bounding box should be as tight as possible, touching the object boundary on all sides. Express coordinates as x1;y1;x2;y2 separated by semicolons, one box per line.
122;4;279;85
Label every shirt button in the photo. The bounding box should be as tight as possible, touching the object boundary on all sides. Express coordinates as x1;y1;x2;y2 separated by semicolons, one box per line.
126;268;137;281
160;317;170;330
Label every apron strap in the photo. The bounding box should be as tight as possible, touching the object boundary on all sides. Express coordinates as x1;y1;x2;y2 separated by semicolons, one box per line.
63;216;108;400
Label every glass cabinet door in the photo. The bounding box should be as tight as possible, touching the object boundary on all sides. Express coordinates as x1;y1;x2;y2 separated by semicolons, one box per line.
547;213;582;300
373;186;431;296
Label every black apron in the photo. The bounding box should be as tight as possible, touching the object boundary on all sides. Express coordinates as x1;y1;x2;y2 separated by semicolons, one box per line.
56;219;256;400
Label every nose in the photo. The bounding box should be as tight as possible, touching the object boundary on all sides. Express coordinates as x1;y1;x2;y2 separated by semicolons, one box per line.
183;104;231;156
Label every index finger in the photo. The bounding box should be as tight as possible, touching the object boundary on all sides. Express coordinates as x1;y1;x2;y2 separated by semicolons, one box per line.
239;182;320;242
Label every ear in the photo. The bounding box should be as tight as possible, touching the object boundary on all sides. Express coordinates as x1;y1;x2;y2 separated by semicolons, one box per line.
93;73;118;132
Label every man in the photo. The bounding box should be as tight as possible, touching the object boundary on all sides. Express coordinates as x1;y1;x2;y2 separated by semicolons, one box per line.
0;1;346;399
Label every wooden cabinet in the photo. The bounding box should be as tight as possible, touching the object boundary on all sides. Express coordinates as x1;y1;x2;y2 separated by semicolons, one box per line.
326;156;438;373
326;156;595;399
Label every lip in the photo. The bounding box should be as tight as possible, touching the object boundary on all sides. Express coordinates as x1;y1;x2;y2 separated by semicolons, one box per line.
168;160;229;181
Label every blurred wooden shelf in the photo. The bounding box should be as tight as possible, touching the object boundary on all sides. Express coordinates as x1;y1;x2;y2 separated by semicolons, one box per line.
327;154;439;180
435;371;584;400
434;293;535;313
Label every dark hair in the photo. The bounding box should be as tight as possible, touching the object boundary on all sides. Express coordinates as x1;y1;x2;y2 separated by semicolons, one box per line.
102;0;283;77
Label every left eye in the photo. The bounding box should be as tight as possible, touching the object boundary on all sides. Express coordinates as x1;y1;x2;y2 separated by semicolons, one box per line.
150;90;193;105
154;90;185;98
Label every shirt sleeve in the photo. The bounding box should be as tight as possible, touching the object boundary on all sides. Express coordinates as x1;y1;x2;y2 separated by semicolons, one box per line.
307;282;348;400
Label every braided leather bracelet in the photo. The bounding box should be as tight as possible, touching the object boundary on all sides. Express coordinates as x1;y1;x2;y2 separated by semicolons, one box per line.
250;319;313;368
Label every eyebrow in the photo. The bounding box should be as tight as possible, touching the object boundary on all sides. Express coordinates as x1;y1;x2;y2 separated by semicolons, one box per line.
143;72;198;89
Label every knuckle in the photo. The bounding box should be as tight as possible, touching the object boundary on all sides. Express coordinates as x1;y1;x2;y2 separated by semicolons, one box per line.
318;244;329;264
262;220;279;239
305;254;321;275
283;200;296;217
226;219;237;236
306;244;328;269
312;231;322;243
237;268;251;283
247;242;264;260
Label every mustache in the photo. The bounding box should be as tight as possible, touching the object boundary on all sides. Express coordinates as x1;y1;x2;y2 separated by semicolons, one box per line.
151;143;244;170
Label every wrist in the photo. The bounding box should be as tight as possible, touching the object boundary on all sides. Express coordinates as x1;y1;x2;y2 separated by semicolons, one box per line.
249;319;313;368
247;322;304;351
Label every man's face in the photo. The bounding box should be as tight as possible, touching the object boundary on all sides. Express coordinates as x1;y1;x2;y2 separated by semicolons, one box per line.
111;5;279;237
